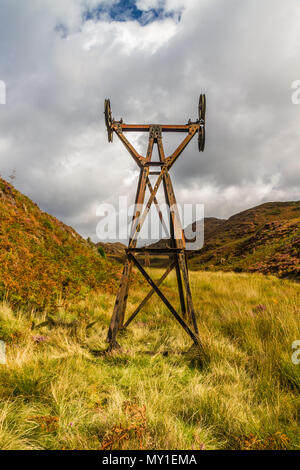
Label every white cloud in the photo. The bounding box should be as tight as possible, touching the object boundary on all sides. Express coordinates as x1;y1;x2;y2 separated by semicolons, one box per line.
0;0;300;240
136;0;162;10
82;16;178;53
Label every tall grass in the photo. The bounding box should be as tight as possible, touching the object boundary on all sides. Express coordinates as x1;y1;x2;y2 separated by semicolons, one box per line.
0;271;299;450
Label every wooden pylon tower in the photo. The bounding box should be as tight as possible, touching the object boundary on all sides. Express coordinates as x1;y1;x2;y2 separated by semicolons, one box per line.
104;96;206;350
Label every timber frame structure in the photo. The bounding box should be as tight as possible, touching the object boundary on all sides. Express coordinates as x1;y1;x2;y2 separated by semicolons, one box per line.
104;96;206;350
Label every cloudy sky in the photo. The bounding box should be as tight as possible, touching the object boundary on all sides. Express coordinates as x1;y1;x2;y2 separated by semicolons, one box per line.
0;0;300;241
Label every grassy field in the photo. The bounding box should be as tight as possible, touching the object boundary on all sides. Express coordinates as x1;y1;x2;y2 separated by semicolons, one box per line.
0;270;299;450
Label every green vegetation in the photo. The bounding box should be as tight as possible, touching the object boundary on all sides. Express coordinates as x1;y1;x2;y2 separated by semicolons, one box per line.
190;201;300;279
0;178;118;311
0;179;299;450
0;270;299;450
97;246;106;259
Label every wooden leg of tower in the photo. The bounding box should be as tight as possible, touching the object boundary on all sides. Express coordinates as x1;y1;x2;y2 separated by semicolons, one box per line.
174;254;187;319
118;260;132;328
106;258;131;349
178;252;199;336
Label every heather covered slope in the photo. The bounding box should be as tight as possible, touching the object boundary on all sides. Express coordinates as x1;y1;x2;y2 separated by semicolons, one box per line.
96;241;126;263
0;178;118;310
190;202;300;279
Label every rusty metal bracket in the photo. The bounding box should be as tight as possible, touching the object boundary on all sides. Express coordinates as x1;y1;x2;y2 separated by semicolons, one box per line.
150;125;162;140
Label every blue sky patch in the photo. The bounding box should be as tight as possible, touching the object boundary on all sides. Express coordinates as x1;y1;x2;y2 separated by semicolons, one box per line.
83;0;182;25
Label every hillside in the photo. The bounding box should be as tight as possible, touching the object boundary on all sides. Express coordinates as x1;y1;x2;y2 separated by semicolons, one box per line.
0;177;119;310
97;202;300;278
189;201;300;279
96;241;126;263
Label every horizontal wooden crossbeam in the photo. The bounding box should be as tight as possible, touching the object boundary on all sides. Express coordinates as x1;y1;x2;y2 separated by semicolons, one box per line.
112;123;199;133
126;247;184;253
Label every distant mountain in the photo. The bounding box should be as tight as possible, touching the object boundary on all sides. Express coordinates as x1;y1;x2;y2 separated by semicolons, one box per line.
184;217;226;250
97;202;299;278
148;217;226;250
0;177;118;310
189;201;300;279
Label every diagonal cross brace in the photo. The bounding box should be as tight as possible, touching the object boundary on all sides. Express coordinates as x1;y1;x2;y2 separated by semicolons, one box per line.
129;166;167;246
127;253;200;345
146;177;169;239
122;260;176;330
166;125;198;169
115;129;146;168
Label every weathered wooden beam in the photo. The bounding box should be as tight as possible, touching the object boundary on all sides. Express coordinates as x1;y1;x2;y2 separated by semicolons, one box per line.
178;252;199;335
146;177;169;239
129;167;167;246
122;260;176;330
106;259;131;348
128;253;199;345
113;123;194;133
115;130;146;168
166;126;198;169
128;167;150;246
126;247;183;253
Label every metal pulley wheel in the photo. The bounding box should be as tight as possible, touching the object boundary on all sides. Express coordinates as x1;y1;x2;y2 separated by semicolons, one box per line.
198;94;206;122
198;94;206;152
198;125;205;152
104;99;113;143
